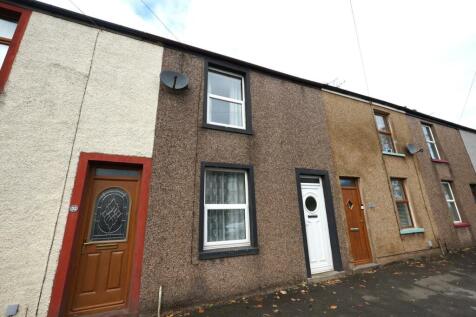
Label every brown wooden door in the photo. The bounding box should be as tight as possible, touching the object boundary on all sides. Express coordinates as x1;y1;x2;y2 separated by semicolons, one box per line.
340;179;372;265
66;166;141;316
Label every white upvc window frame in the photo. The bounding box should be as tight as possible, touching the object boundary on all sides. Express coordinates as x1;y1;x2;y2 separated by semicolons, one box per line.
207;67;246;130
374;112;397;153
390;178;416;229
422;124;441;160
441;181;462;223
203;168;250;250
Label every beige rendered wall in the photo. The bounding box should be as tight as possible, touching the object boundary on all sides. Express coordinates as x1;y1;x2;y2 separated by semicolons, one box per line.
323;92;438;265
460;130;476;172
407;118;476;249
0;12;162;316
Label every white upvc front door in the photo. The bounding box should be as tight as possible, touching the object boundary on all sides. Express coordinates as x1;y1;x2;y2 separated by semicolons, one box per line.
301;181;334;274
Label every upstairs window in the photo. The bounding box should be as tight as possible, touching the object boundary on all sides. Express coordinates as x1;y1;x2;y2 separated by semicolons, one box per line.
390;178;414;229
441;182;462;223
374;113;395;153
422;124;441;160
0;3;30;91
0;10;18;68
204;62;252;134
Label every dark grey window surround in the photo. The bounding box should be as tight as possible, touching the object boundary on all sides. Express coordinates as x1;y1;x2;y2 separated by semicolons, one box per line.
202;59;253;135
199;162;258;260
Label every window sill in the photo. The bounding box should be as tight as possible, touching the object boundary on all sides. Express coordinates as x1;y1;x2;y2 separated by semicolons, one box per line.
400;227;425;235
454;222;471;228
431;159;449;164
199;246;259;260
383;151;406;158
202;123;253;135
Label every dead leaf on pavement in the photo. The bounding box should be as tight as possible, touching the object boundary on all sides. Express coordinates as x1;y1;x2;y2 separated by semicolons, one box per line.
197;307;205;314
280;290;287;295
330;304;337;310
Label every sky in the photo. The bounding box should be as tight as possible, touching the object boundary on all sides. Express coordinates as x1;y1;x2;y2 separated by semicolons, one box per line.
40;0;476;129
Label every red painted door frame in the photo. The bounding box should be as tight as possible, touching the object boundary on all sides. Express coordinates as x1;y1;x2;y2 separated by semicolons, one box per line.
48;152;152;317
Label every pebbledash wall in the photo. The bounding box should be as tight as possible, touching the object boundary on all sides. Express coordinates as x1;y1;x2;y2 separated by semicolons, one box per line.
139;47;349;312
0;9;163;317
322;92;439;265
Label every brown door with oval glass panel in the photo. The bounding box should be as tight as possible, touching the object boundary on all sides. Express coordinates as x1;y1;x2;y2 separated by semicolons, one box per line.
65;165;141;316
340;178;372;265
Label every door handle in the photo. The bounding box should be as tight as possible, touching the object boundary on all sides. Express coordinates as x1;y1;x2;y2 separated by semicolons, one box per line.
350;227;360;232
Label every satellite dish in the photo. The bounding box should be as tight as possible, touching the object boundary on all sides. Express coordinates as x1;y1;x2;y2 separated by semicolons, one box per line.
407;144;423;155
160;70;188;91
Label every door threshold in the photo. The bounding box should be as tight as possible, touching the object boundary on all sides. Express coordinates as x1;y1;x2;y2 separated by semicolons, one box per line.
351;262;380;274
307;270;346;284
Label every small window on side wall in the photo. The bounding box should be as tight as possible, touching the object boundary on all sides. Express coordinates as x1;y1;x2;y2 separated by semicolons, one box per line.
421;124;441;160
374;112;396;153
390;178;414;229
471;184;476;203
204;61;252;134
0;3;30;91
200;162;258;259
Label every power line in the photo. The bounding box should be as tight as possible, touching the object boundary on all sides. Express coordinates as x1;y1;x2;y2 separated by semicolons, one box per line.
66;0;100;28
349;0;370;96
139;0;179;41
459;70;476;122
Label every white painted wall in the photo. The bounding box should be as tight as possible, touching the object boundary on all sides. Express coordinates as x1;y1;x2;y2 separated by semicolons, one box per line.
0;11;163;316
461;130;476;172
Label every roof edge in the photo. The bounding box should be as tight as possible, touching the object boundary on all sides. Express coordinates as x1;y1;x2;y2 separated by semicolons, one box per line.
6;0;476;133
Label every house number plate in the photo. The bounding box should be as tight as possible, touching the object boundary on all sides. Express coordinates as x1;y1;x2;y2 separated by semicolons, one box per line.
69;205;79;212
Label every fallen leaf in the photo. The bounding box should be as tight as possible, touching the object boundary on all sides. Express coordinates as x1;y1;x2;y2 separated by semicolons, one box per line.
197;307;205;314
309;298;315;302
272;304;278;308
255;304;263;308
280;290;287;295
273;309;280;313
330;304;337;310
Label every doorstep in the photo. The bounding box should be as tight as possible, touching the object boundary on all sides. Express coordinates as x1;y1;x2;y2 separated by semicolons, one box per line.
307;270;346;284
351;262;380;274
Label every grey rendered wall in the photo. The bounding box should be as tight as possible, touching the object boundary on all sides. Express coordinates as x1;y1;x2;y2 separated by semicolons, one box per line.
0;11;162;316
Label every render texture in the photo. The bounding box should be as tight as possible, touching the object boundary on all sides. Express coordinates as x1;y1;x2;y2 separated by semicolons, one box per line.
322;92;438;265
139;48;349;312
0;11;163;316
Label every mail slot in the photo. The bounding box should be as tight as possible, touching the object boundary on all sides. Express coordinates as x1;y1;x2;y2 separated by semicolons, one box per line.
308;215;318;218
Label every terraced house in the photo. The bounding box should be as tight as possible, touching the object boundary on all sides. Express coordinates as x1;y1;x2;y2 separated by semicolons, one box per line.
0;1;475;316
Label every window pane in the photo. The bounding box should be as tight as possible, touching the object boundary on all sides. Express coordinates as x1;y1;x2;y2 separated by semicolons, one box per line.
209;98;243;127
207;209;246;242
374;114;388;131
427;142;439;159
422;125;434;142
447;202;461;222
208;70;243;100
441;183;453;201
396;202;413;228
391;179;405;201
205;170;246;204
90;188;130;241
0;44;8;68
340;178;356;187
96;168;140;178
379;134;395;152
0;18;17;39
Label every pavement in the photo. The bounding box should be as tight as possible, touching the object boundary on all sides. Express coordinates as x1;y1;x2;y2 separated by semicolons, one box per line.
165;248;476;317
